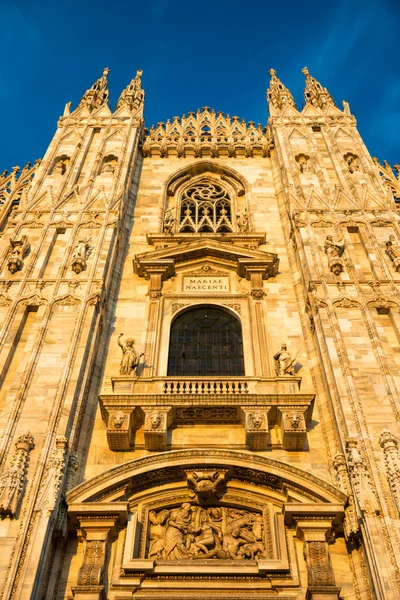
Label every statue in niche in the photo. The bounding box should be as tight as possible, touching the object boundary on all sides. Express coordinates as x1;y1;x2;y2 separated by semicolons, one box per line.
324;235;343;259
236;207;249;232
118;334;143;375
7;235;30;274
54;161;66;176
101;157;117;174
297;154;311;173
324;235;345;275
345;153;361;173
273;343;296;376
163;209;175;234
386;235;400;271
386;235;400;260
71;237;91;274
147;503;266;561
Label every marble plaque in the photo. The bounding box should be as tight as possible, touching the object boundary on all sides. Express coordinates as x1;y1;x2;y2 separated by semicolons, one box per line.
183;276;230;292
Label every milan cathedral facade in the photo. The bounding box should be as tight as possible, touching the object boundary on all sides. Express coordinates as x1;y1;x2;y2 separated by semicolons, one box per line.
0;66;400;599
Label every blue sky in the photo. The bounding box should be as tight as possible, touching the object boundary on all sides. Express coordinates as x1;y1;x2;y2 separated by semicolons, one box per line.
1;0;399;169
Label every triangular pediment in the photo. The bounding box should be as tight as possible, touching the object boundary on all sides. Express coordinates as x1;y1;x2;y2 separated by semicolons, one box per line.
301;104;322;117
133;238;279;279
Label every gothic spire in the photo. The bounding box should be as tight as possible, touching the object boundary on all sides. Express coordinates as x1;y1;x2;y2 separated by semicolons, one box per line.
77;67;110;112
116;69;144;112
267;68;297;111
302;67;336;109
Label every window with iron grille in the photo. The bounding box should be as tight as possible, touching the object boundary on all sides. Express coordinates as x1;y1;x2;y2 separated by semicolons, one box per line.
167;306;244;376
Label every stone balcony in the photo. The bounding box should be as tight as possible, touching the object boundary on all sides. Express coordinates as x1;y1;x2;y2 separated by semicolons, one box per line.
100;376;315;452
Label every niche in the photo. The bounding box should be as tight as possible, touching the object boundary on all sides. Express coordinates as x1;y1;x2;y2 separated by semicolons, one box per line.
100;155;118;175
52;155;70;176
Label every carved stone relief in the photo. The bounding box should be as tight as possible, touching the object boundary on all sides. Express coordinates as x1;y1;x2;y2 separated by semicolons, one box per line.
145;503;268;561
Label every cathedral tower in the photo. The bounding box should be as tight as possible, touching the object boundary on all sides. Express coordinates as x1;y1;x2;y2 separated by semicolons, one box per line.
0;66;399;600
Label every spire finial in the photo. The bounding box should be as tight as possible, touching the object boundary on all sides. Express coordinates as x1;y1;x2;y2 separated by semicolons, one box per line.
302;66;336;110
115;69;144;113
267;68;297;112
76;68;110;113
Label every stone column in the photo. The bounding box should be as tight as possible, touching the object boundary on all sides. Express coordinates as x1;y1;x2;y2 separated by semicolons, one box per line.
72;516;118;600
284;504;343;600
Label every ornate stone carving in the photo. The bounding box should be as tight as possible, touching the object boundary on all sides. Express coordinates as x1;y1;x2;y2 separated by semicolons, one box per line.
116;69;144;112
242;409;270;450
0;433;34;516
333;452;359;540
344;152;361;173
385;235;400;272
273;343;296;376
118;334;143;376
324;235;344;275
185;469;228;502
346;437;379;516
106;410;133;451
7;234;30;274
143;407;172;451
305;541;335;586
279;408;307;450
146;503;267;560
296;153;311;173
236;206;249;232
176;406;238;421
163;209;176;233
379;429;400;515
71;236;91;274
144;108;271;158
267;68;297;111
302;66;336;109
36;436;69;516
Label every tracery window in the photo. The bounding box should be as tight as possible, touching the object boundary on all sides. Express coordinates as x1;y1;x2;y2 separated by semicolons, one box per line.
167;306;244;376
178;182;233;233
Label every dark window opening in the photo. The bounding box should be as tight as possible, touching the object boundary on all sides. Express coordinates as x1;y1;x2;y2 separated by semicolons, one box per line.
167;306;245;376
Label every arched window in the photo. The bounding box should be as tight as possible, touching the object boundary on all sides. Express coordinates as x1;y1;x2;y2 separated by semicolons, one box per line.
178;182;233;233
167;306;244;376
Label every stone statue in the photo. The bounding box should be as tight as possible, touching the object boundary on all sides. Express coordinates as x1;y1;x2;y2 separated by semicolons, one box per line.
324;235;343;259
273;343;296;376
163;503;192;560
163;210;175;234
71;237;91;274
147;503;266;561
148;509;170;559
118;334;143;375
7;235;30;274
346;154;361;173
324;235;344;275
236;207;249;232
101;160;116;174
54;160;67;176
386;235;400;271
297;154;311;173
